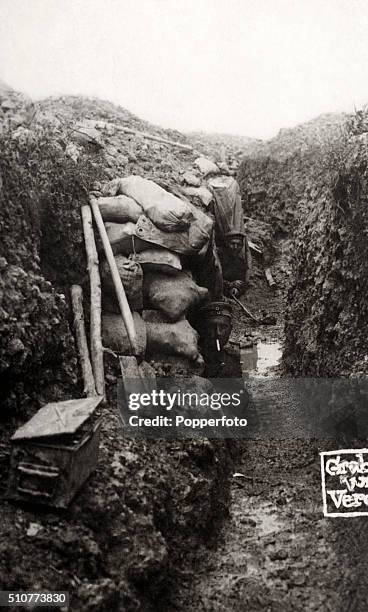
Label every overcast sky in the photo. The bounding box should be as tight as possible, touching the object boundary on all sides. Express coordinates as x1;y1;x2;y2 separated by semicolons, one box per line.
1;0;368;139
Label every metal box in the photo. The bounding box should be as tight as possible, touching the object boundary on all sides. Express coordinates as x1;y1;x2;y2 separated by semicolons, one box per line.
7;397;103;509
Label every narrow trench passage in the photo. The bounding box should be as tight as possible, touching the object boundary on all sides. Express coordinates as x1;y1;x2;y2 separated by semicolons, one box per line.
163;250;348;612
166;436;340;612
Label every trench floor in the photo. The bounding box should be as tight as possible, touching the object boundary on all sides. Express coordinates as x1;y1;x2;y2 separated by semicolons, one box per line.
163;276;359;611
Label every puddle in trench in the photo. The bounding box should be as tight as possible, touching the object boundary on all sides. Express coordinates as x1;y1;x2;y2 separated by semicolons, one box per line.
240;341;282;377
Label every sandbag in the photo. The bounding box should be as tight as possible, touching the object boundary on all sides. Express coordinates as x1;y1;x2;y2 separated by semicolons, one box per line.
101;178;123;197
98;195;142;223
131;248;182;275
135;210;213;255
143;310;200;362
181;186;213;207
187;204;214;249
194;157;220;176
102;312;146;357
100;255;143;310
182;172;201;187
143;271;208;321
105;222;151;255
117;175;193;232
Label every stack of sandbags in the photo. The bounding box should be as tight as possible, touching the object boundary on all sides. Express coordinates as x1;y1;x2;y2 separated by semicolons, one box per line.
102;268;208;362
116;175;193;231
99;176;212;364
100;176;214;257
139;271;208;362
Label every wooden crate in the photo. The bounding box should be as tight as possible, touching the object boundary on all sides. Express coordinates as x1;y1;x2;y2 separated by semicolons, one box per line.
7;397;103;509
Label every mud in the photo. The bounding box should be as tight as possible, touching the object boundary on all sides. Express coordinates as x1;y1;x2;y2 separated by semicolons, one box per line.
161;330;358;611
161;250;366;611
163;439;341;612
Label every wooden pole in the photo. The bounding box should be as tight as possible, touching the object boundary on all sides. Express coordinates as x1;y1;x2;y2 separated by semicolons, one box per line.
88;122;192;150
71;285;97;397
113;125;193;151
89;197;138;355
81;205;105;397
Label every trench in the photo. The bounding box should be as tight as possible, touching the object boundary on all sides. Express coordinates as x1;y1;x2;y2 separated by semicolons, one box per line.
160;267;362;611
3;97;368;610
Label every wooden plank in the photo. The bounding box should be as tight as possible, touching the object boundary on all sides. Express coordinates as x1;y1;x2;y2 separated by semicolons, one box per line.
81;205;105;397
71;285;97;397
119;355;141;378
114;125;193;151
119;356;156;397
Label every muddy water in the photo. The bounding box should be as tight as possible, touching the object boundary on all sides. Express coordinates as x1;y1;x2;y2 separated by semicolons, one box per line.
240;341;282;378
165;338;345;611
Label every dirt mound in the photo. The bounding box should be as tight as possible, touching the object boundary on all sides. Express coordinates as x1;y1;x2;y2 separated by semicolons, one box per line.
33;95;196;188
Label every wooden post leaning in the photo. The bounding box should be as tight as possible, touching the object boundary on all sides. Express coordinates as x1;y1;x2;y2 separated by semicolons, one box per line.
71;284;97;397
113;125;193;151
81;205;105;398
89;197;138;356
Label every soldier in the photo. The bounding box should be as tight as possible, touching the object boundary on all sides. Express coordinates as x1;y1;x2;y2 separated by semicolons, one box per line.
218;230;251;298
208;176;251;298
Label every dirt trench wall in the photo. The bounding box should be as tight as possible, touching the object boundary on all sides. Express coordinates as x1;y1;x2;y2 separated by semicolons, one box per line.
237;119;368;377
237;147;325;232
0;127;100;415
283;141;368;376
237;113;348;240
238;155;299;232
